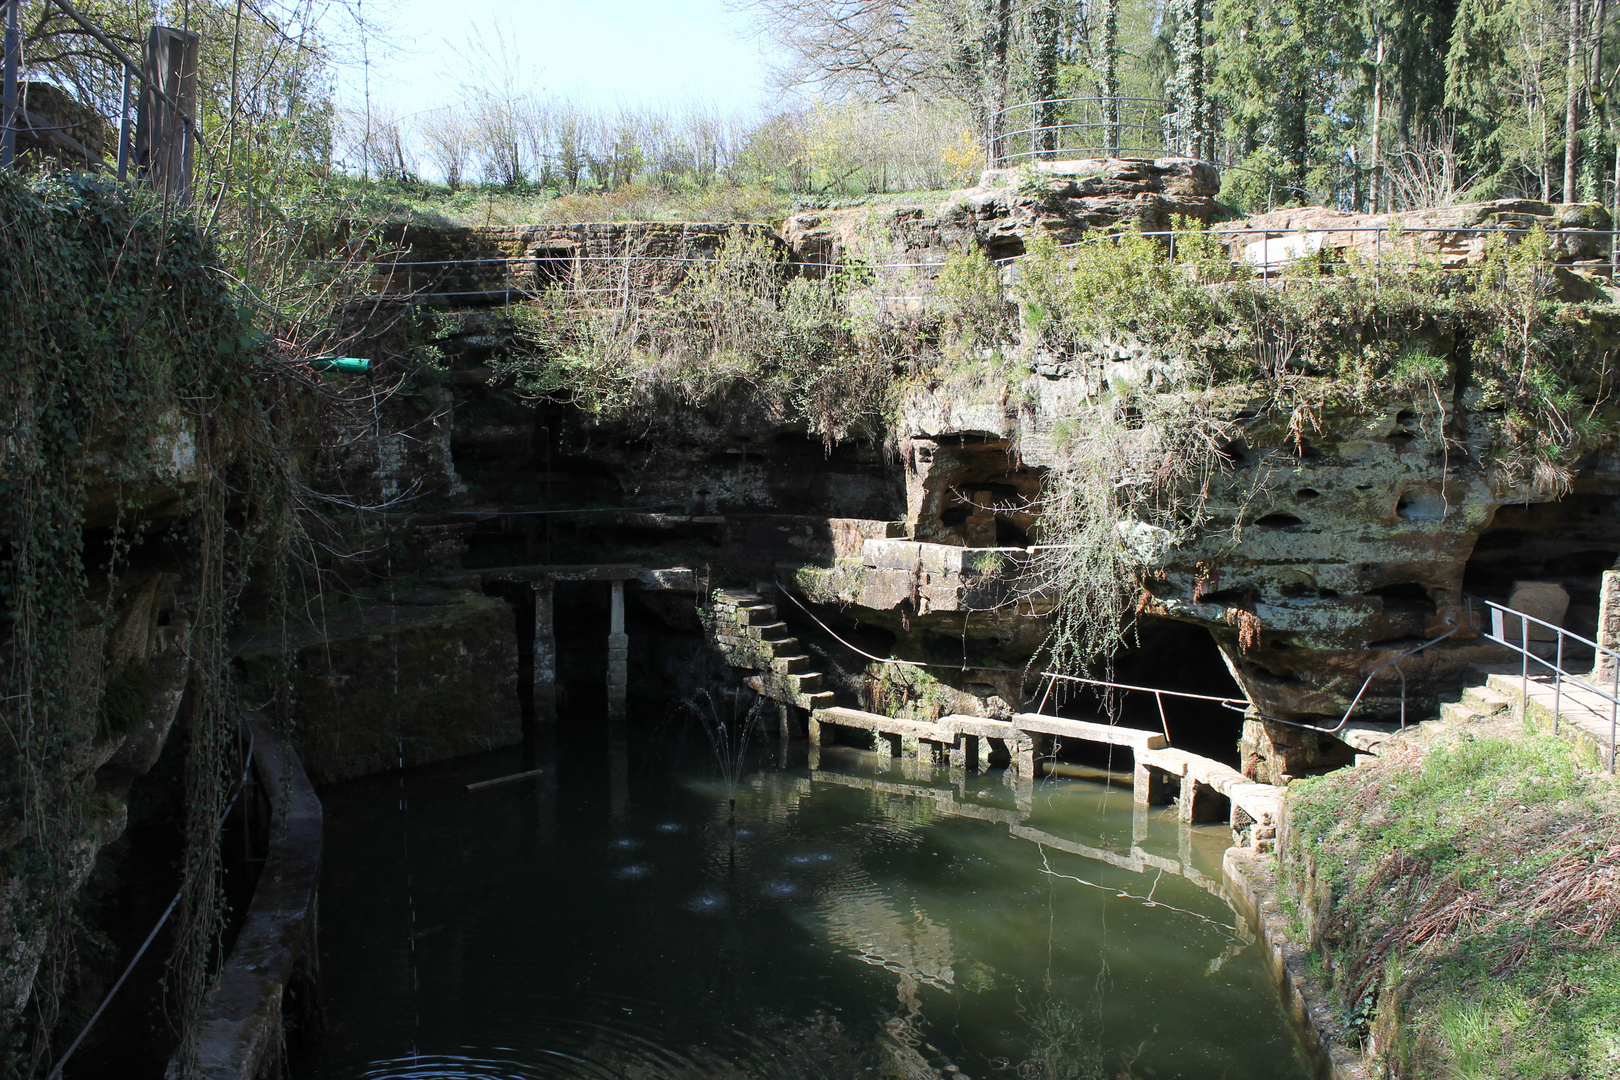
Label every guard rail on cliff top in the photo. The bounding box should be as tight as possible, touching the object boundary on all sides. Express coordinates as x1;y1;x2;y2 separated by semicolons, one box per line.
1466;593;1620;773
352;221;1618;305
989;96;1171;164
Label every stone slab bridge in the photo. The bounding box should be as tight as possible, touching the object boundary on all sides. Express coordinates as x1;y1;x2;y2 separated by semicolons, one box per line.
809;705;1282;851
442;563;698;722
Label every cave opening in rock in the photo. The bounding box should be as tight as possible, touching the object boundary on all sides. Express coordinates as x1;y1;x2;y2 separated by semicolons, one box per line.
1366;581;1437;617
1463;493;1620;639
529;245;576;287
984;235;1026;261
1042;618;1246;769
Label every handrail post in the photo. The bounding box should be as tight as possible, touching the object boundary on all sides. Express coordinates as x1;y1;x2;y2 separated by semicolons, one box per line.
1611;662;1618;774
1522;615;1530;719
1553;635;1563;733
1399;666;1407;729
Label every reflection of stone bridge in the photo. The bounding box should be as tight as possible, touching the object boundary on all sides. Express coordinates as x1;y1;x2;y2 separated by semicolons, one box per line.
806;764;1246;917
810;705;1281;852
802;757;1257;1079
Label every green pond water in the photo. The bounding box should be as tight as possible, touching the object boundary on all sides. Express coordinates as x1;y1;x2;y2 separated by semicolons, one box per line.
301;711;1314;1080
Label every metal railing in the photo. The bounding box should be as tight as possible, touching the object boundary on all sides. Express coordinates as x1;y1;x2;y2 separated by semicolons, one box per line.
989;96;1169;165
1467;593;1619;773
1249;620;1462;738
357;218;1618;309
774;579;1248;747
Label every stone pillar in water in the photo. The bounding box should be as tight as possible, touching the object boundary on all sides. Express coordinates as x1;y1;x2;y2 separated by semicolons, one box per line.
534;577;556;723
607;579;628;720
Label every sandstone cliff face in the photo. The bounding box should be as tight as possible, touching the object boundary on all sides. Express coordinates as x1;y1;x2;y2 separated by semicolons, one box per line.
377;162;1620;782
901;358;1618;712
779;157;1221;272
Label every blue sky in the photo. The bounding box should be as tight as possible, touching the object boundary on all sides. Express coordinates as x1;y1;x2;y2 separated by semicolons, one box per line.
343;0;776;120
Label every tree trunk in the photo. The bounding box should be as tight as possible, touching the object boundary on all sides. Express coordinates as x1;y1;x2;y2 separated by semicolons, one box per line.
1370;25;1384;212
1103;0;1119;152
1587;0;1608;200
1168;0;1205;157
1567;0;1584;201
982;0;1013;165
1032;3;1059;157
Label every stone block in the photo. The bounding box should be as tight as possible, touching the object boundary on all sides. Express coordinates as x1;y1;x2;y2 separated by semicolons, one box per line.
830;519;907;559
862;539;922;571
858;568;914;610
1502;580;1570;642
636;567;696;592
1594;569;1620;682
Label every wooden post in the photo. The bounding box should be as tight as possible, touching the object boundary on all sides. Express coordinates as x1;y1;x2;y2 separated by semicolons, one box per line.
607;579;628;721
533;578;556;723
135;26;200;202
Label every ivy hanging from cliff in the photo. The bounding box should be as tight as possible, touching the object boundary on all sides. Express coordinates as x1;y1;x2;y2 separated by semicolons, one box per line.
0;172;300;1078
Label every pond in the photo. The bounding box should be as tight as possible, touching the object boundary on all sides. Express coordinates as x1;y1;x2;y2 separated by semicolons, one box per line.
300;706;1314;1080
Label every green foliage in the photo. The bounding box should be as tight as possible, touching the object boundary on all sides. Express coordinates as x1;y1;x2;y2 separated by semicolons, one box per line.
1283;721;1620;1078
498;232;926;449
868;664;954;721
936;246;1013;352
1031;387;1231;676
0;172;298;1075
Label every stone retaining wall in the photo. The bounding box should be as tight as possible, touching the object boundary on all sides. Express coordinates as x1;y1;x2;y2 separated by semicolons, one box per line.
175;711;322;1080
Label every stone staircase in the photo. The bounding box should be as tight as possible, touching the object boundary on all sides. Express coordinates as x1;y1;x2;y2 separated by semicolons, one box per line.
708;588;836;713
1440;660;1617;767
1438;668;1517;726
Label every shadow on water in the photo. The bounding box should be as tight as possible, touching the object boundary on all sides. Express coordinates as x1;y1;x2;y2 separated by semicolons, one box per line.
297;699;1314;1080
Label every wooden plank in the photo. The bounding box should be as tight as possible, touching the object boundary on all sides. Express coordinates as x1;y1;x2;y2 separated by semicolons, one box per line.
1011;713;1168;750
465;767;547;792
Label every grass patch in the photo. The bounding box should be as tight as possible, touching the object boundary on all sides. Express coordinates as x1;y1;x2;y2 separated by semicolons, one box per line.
1281;715;1620;1077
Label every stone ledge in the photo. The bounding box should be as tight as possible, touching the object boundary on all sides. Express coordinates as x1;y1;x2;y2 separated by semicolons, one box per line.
174;710;322;1080
1223;847;1371;1080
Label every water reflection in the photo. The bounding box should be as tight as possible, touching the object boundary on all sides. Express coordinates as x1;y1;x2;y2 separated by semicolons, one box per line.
303;720;1310;1080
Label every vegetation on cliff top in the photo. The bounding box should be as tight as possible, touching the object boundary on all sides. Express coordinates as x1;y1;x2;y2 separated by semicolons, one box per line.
1281;716;1620;1078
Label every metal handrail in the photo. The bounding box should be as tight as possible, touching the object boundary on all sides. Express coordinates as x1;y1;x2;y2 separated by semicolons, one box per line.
990;95;1170;121
1256;619;1461;738
1466;593;1619;773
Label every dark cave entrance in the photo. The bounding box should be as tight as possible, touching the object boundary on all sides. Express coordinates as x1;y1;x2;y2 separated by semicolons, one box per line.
529;244;577;288
1041;617;1246;769
1463;493;1620;640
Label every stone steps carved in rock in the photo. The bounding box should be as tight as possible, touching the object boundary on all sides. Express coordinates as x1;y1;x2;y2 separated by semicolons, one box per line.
711;589;836;713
